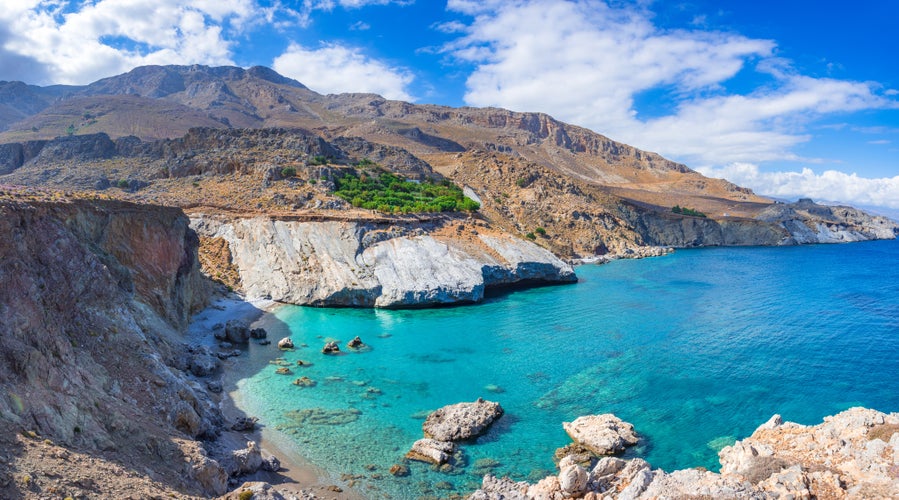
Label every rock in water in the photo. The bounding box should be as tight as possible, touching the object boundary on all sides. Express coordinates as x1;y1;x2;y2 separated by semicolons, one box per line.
347;336;364;348
562;414;639;455
277;337;294;349
405;438;456;465
322;341;340;354
422;398;504;441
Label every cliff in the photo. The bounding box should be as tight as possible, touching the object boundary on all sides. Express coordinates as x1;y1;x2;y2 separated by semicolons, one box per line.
191;214;576;308
0;192;230;498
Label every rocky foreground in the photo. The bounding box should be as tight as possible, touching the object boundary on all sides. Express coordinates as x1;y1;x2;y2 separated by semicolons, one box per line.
471;408;899;499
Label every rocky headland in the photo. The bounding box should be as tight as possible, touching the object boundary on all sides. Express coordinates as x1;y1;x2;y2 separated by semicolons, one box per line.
471;408;899;499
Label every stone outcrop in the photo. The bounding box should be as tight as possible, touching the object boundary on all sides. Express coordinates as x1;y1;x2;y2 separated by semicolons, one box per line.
470;407;899;499
405;438;457;465
406;398;504;466
422;398;504;442
191;215;576;308
562;414;639;456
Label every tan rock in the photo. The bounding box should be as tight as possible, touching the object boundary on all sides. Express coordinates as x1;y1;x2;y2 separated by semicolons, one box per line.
562;414;639;456
422;398;503;442
405;438;455;465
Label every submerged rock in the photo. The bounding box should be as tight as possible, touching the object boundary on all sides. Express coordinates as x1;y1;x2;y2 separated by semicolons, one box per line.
292;376;316;387
389;463;410;477
563;413;639;456
422;398;504;441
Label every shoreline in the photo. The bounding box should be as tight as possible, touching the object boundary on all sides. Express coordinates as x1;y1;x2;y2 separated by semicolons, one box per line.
189;294;363;499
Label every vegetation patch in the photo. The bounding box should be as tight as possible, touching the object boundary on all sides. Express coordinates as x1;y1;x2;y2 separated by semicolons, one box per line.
333;167;480;213
672;205;707;218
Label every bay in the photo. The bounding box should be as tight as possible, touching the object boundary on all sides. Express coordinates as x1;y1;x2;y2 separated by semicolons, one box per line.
234;239;899;498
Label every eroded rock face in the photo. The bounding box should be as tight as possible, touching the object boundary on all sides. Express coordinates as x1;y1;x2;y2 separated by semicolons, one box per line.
191;216;576;308
0;198;221;498
422;398;504;441
563;414;639;456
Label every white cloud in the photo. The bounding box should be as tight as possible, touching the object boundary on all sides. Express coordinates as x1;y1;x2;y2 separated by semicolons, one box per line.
273;42;414;100
698;163;899;210
443;0;897;167
0;0;254;84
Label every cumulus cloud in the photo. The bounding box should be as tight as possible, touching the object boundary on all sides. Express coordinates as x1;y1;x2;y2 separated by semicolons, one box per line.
0;0;254;85
273;42;414;100
443;0;897;167
698;163;899;210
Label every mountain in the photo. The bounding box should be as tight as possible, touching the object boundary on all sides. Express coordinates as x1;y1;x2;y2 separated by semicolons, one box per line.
0;64;895;260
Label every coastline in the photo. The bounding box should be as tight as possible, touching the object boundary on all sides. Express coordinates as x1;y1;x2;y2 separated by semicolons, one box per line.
189;295;363;499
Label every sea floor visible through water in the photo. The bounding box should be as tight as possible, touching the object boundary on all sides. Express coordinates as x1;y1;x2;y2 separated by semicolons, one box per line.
229;239;899;499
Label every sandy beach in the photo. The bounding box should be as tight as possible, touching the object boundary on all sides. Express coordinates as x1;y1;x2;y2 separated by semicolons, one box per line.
189;295;363;500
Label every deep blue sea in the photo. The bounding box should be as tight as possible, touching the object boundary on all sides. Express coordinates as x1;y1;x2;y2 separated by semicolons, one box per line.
235;239;899;499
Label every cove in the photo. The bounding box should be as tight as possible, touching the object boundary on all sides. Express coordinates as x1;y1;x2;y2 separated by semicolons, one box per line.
234;239;899;498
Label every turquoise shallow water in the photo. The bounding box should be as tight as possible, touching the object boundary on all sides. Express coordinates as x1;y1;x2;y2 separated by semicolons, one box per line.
235;239;899;498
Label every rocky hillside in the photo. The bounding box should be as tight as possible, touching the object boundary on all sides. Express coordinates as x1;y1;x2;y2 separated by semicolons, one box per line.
0;188;229;498
1;128;894;267
0;66;899;283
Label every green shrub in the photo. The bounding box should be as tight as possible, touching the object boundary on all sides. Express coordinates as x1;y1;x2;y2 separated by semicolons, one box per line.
535;227;546;236
280;167;297;178
525;232;536;240
310;155;329;166
672;205;706;218
238;490;254;500
117;179;130;189
516;178;528;187
332;169;479;214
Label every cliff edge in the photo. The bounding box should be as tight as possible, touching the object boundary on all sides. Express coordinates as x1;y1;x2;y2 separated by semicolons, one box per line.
0;191;231;498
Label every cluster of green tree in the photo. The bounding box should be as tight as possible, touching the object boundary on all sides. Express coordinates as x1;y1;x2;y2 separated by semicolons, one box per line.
333;169;480;214
672;205;707;217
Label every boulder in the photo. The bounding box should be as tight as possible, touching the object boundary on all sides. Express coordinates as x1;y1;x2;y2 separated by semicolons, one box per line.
189;352;219;377
347;336;364;348
277;337;294;349
224;319;250;344
558;456;588;497
230;441;263;476
191;454;228;496
322;341;340;354
250;327;268;339
231;416;258;432
422;398;504;441
261;454;281;472
405;438;456;465
562;414;638;455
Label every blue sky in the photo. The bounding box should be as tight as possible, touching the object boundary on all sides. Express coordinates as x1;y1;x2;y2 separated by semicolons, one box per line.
1;1;897;210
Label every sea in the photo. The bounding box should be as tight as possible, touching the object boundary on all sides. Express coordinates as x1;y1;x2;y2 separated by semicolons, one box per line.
232;239;899;499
